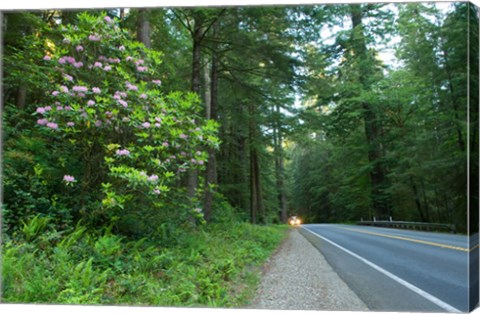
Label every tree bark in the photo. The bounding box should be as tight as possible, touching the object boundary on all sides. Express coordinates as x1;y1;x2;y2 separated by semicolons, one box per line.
203;24;220;222
273;104;288;223
136;9;151;48
249;103;264;224
187;13;204;200
350;4;390;218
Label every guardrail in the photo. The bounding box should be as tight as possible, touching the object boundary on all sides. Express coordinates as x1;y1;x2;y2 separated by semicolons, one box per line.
357;219;456;233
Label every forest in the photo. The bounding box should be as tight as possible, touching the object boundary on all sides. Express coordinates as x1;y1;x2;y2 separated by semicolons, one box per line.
1;2;478;305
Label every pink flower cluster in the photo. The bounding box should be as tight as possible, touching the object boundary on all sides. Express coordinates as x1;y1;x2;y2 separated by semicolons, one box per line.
88;34;101;41
147;174;159;182
116;148;130;156
73;86;88;93
126;82;138;91
63;175;75;183
63;74;73;81
58;56;83;68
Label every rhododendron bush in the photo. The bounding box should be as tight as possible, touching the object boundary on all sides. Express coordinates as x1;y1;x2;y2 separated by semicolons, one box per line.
7;13;219;233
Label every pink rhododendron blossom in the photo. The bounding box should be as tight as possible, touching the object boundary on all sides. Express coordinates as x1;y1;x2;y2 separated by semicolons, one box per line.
58;57;67;65
52;91;60;96
137;66;148;72
63;175;75;183
126;56;133;61
119;45;125;51
36;107;46;114
74;62;83;68
98;56;106;61
104;16;113;23
153;189;161;195
152;80;162;85
57;106;64;111
65;106;72;111
103;65;112;71
155;117;162;123
148;175;159;182
180;134;188;139
66;56;76;64
108;57;120;63
191;159;197;164
118;100;128;108
67;122;75;127
46;122;58;129
77;93;86;98
155;123;161;128
198;160;204;165
142;122;151;128
76;45;84;52
181;152;187;156
94;62;103;68
87;100;96;106
92;87;101;94
73;86;88;92
37;118;48;125
88;34;101;41
95;120;102;127
162;142;169;147
135;60;144;66
116;149;130;156
44;106;52;111
139;93;147;99
60;85;69;93
43;55;51;61
63;74;73;81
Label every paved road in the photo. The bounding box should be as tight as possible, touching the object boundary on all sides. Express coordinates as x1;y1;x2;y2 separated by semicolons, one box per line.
300;224;474;312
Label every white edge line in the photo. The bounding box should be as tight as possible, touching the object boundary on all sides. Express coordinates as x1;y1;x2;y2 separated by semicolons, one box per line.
302;226;462;313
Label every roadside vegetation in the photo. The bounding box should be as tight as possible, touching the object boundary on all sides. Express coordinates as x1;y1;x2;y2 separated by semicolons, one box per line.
3;211;287;305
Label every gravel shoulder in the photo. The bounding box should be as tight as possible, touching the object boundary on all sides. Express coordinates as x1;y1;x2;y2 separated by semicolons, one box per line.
250;228;369;311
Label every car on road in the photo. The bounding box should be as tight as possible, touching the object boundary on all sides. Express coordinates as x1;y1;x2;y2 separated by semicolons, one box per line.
289;216;302;226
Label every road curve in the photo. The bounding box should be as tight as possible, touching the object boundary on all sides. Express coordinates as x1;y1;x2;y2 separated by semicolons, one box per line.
300;224;471;312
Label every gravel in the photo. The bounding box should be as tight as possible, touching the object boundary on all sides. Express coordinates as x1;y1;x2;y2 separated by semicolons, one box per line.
250;228;369;311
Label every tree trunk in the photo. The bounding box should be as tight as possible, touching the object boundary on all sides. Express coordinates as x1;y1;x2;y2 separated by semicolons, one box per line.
249;103;264;224
187;13;204;200
410;177;425;222
16;86;27;109
250;148;258;224
273;104;288;223
203;24;220;222
136;9;151;48
350;4;390;218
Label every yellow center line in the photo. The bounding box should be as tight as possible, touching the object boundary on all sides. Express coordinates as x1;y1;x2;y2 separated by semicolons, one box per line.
338;227;471;252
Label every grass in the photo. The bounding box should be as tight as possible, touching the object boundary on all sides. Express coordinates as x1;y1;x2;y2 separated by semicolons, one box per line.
1;217;288;307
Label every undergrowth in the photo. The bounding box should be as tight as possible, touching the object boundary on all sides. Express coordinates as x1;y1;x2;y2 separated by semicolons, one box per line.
1;215;288;307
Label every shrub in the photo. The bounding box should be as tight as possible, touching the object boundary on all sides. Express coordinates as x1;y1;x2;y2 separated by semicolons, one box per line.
3;12;219;234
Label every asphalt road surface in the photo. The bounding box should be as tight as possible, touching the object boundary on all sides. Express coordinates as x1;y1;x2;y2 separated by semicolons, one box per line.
300;224;474;312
